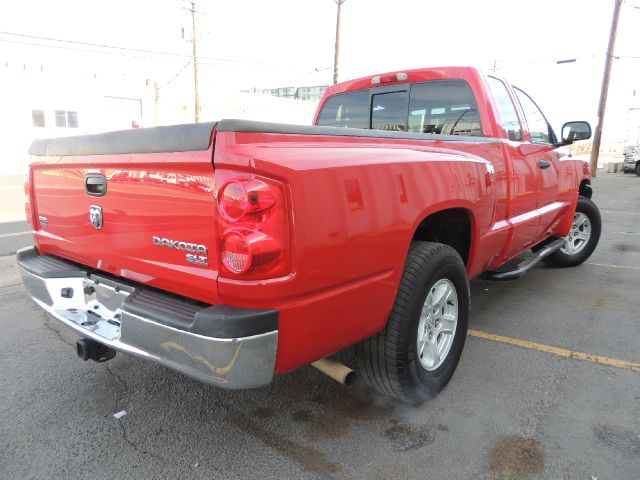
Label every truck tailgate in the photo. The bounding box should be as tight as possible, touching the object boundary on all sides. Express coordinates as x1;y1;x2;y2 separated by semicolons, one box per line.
28;123;221;305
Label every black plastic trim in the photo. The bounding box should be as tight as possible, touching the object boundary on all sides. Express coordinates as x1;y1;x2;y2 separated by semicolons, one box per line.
85;173;108;197
193;305;278;338
29;122;217;157
17;247;88;278
122;288;278;339
487;238;564;280
215;119;500;144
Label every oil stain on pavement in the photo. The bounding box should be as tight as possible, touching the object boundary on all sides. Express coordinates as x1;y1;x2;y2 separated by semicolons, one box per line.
486;435;544;478
229;411;344;476
382;419;435;451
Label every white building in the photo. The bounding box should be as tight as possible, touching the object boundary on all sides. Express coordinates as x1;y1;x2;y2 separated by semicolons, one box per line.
1;50;317;175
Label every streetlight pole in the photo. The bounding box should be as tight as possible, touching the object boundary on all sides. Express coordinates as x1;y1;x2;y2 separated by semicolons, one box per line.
333;0;346;85
590;0;623;177
190;1;201;123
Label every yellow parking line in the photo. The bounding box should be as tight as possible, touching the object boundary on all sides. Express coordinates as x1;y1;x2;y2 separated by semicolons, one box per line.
605;231;640;236
468;329;640;373
587;262;640;271
600;209;640;214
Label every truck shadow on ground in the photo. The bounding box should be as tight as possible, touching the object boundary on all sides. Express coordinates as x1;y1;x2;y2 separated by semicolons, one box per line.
89;348;457;477
35;270;565;479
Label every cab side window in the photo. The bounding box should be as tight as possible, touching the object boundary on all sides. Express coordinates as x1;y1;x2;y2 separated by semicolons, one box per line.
513;87;555;145
487;77;522;141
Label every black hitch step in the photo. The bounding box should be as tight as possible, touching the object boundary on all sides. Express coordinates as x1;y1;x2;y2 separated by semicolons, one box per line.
487;238;564;280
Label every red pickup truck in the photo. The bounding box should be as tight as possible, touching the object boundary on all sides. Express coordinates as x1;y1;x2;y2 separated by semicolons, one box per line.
19;66;600;403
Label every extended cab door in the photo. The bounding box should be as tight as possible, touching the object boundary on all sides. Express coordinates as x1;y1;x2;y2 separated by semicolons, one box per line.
512;87;564;237
486;77;541;257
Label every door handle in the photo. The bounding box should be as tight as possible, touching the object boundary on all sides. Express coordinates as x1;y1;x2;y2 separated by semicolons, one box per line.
539;160;552;169
85;174;108;197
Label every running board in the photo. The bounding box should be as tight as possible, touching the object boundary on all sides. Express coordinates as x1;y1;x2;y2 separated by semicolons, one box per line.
487;238;564;281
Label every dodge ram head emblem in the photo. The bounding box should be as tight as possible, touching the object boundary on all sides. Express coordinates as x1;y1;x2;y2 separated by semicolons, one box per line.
89;205;103;230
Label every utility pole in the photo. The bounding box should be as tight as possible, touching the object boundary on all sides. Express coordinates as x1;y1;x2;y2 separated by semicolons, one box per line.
190;1;201;123
590;0;623;177
153;81;160;126
333;0;346;85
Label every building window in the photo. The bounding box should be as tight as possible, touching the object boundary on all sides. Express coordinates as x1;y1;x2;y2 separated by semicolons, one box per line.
55;110;79;128
67;111;78;128
55;110;66;127
32;109;45;127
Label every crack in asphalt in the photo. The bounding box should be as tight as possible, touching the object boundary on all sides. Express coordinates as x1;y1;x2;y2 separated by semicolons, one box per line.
105;362;130;411
103;362;168;463
42;315;75;348
115;417;168;463
38;306;170;464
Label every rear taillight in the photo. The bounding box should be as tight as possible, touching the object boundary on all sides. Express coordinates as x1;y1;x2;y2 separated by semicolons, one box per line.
24;173;34;228
218;179;275;222
215;171;290;279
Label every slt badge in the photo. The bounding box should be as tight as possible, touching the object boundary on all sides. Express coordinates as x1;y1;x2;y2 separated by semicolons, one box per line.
152;235;209;267
89;205;103;230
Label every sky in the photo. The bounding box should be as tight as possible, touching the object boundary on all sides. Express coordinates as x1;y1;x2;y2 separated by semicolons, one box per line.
1;0;639;145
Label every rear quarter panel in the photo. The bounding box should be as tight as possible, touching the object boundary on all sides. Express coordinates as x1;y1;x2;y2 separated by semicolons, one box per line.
214;131;501;373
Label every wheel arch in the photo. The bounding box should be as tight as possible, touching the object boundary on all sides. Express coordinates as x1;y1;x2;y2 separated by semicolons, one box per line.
411;206;476;269
579;178;592;199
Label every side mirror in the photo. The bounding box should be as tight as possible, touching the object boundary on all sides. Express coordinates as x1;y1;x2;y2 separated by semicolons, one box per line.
560;121;591;145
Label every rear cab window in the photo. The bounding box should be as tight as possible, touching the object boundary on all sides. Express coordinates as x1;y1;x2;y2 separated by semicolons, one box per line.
372;91;409;131
408;80;482;136
317;79;483;137
316;90;369;129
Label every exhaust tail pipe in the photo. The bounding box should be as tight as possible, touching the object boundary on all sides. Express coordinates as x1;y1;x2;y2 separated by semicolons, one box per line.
311;358;356;386
76;339;116;363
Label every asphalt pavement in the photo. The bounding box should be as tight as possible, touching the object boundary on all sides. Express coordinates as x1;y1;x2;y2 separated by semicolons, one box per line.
1;173;638;479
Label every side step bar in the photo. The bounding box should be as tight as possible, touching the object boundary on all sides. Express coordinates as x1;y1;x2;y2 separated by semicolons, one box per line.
487;238;564;281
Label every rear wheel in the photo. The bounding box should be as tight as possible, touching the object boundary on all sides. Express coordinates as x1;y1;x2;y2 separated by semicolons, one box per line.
355;242;469;404
543;196;601;267
636;163;640;177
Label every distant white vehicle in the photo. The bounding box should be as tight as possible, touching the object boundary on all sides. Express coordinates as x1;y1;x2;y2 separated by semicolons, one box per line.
622;145;640;176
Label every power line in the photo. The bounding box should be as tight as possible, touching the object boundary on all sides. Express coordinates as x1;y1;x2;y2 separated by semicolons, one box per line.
0;31;284;67
0;36;297;72
157;61;192;90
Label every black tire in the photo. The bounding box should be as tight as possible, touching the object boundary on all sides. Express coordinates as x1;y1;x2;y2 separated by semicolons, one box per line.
635;163;640;177
355;242;469;404
543;196;601;268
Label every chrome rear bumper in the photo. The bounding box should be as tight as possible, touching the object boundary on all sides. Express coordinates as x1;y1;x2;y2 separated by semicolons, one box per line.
17;247;278;389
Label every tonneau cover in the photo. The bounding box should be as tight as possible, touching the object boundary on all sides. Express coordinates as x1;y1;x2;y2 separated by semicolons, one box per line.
29;122;217;157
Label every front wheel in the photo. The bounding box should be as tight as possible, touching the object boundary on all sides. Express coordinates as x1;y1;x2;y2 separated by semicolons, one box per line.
636;163;640;177
355;242;469;404
543;196;601;268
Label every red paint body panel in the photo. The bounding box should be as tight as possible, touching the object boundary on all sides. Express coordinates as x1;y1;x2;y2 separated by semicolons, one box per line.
28;66;591;376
